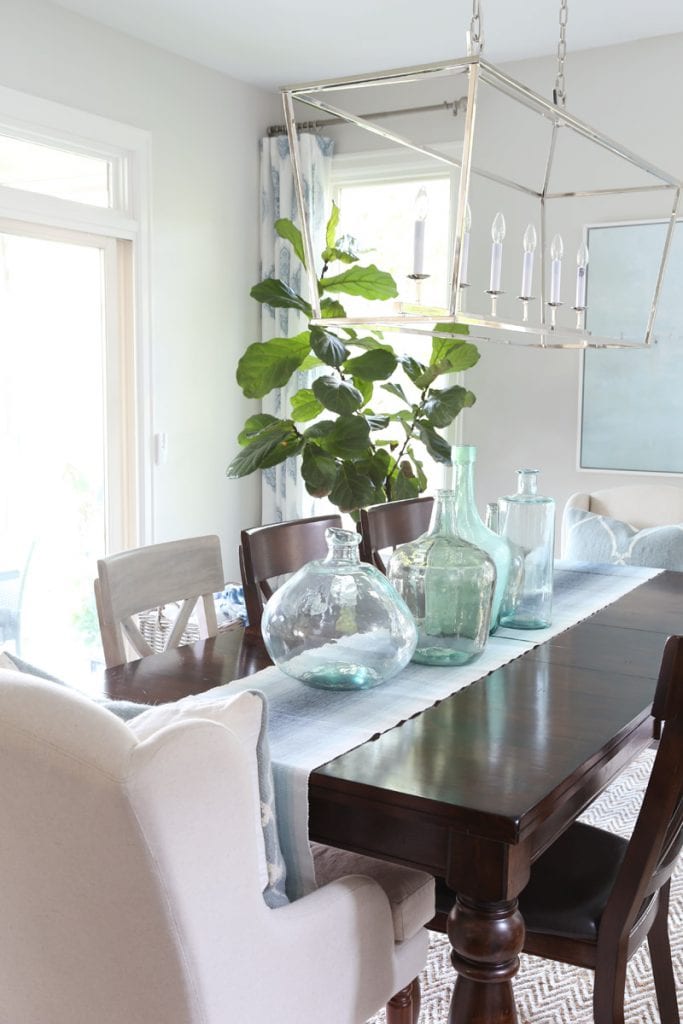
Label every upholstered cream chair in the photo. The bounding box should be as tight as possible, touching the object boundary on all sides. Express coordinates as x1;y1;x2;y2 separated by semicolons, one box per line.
561;484;683;557
95;535;226;667
0;672;431;1024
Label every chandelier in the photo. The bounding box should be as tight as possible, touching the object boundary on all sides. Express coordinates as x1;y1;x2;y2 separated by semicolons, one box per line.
281;0;682;349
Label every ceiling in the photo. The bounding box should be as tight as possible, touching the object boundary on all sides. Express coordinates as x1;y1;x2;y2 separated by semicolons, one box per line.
49;0;683;91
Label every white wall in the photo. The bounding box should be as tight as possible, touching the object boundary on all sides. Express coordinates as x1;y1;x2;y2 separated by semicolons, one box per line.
0;0;281;578
464;33;683;534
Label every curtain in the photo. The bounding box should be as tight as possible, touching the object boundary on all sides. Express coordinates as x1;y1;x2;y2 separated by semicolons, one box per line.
259;132;334;524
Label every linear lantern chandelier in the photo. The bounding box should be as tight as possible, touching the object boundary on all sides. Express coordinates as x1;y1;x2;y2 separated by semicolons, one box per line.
281;0;683;349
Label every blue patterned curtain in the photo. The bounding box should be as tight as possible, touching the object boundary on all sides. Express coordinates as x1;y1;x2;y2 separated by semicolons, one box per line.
259;133;334;524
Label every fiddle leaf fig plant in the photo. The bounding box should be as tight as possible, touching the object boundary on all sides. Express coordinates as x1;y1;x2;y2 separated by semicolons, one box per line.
227;203;480;514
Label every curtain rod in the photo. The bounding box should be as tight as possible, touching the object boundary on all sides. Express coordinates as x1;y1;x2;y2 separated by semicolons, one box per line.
267;96;468;137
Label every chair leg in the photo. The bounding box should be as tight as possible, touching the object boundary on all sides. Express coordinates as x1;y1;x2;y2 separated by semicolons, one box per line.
647;882;680;1024
593;953;627;1024
411;977;422;1024
386;978;419;1024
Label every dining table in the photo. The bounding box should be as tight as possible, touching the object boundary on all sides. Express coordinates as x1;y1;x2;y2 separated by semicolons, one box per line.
101;565;681;1024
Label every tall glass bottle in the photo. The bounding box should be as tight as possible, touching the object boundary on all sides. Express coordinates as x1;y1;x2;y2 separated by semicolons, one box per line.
387;490;496;666
451;445;512;631
498;469;555;629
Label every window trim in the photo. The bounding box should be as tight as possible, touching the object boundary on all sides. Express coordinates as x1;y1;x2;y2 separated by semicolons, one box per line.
0;86;153;548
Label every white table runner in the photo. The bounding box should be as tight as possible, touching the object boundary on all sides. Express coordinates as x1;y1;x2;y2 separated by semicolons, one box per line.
181;562;661;898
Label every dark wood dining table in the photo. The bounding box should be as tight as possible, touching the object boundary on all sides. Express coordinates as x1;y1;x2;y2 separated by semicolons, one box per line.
102;569;680;1024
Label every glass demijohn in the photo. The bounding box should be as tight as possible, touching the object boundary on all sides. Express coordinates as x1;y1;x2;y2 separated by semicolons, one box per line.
261;528;417;690
497;470;555;629
451;445;512;631
387;490;495;666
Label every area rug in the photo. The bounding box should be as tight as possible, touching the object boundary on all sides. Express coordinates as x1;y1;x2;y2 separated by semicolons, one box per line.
368;748;682;1023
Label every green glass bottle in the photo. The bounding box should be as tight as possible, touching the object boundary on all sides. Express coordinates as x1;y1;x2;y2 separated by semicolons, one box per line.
451;445;512;631
387;489;495;666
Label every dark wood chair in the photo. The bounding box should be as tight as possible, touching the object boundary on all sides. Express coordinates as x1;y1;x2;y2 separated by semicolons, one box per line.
515;633;683;1023
359;496;434;573
239;513;342;632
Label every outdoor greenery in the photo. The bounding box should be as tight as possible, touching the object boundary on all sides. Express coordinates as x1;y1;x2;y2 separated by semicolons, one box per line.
227;203;480;514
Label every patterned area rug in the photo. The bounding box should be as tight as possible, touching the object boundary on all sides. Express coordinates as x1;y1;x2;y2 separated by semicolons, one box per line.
369;748;682;1023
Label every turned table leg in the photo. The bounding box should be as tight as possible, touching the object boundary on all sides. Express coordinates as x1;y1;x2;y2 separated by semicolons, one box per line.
447;894;525;1024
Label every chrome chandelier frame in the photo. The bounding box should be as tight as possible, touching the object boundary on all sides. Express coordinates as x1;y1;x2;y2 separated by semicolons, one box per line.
282;55;682;349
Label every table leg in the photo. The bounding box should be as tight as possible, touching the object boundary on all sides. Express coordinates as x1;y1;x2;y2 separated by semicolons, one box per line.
447;894;525;1024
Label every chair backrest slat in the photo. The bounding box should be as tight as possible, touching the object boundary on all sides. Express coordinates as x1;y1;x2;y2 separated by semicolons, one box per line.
240;514;342;631
95;535;225;668
359;497;434;573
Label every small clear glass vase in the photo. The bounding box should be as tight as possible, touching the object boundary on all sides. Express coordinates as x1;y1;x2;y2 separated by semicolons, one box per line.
497;469;555;629
387;490;496;666
451;445;512;632
261;528;417;690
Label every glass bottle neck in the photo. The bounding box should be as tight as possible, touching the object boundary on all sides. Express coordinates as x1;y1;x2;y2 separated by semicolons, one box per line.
452;458;483;530
517;469;539;496
428;490;457;535
324;528;361;564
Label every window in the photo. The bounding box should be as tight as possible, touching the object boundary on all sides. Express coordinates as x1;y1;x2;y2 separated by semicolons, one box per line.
0;87;150;685
332;149;462;492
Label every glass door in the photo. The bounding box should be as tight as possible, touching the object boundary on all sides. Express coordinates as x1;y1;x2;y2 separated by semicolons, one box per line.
0;223;131;686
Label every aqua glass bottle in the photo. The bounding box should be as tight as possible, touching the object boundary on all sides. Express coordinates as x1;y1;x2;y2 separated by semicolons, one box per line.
261;528;417;690
387;489;496;666
451;445;512;632
497;469;555;629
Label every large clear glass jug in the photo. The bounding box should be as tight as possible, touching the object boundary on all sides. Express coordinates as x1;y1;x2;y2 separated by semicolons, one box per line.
497;469;555;629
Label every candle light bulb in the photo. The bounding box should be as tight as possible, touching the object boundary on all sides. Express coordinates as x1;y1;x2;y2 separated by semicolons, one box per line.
520;223;537;300
491;212;506;244
575;241;589;309
415;186;428;221
577;242;589;269
550;233;564;261
523;224;537;254
550;233;564;305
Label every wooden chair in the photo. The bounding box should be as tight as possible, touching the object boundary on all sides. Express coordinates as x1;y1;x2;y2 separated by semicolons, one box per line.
239;514;342;632
359;496;434;573
94;535;225;667
516;634;683;1024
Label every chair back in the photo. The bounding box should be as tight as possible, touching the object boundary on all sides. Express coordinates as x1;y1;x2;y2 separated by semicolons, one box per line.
0;672;273;1024
359;496;434;573
95;535;225;667
599;635;683;956
240;514;342;630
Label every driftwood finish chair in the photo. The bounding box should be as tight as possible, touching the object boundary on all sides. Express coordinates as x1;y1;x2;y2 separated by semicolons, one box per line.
95;535;225;668
239;514;342;632
517;634;683;1024
0;674;432;1024
359;496;434;574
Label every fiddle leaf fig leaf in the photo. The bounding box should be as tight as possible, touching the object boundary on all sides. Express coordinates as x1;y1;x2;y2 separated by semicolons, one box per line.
343;348;397;381
322;246;359;265
301;444;339;497
364;413;391;430
392;466;421;500
250;279;312;318
329;461;379;512
227;420;300;477
312;375;364;415
415;422;453;464
352;376;373;405
290;388;323;422
274;218;306;267
321;264;398;300
236;332;311;398
320;415;371;458
346;335;388;351
400;355;427;386
433;321;470;338
309;326;349;367
422;384;477;428
320;297;347;319
325;202;340;251
381;381;410;405
238;413;278;445
426;336;480;377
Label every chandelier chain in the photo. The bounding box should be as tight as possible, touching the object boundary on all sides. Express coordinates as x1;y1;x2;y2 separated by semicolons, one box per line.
468;0;483;55
554;0;568;106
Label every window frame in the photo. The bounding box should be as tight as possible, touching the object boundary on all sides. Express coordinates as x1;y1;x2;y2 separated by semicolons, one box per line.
0;85;152;550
